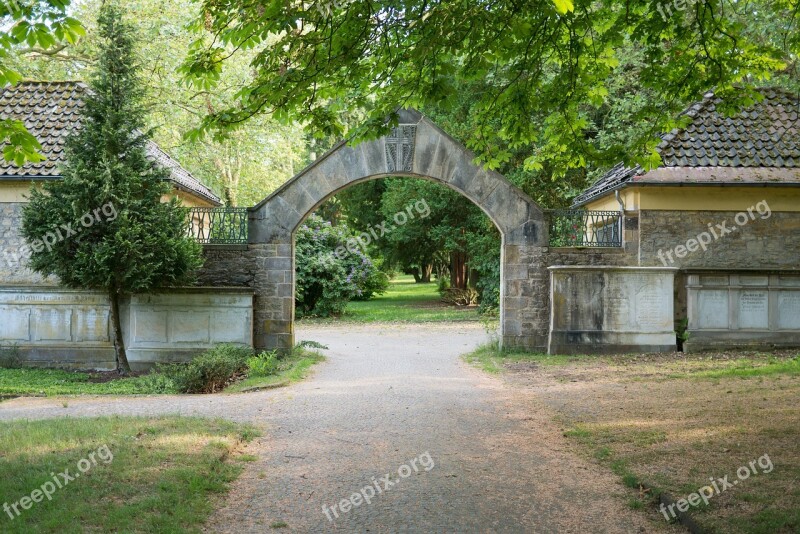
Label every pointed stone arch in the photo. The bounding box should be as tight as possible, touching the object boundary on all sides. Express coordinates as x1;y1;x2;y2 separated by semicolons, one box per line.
249;109;549;351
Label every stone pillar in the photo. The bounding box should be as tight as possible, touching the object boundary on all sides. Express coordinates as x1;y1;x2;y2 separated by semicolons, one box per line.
501;244;549;351
251;240;294;352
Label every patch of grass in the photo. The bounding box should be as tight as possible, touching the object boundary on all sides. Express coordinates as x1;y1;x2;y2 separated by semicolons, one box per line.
0;416;257;533
224;346;325;393
0;368;176;397
682;356;800;380
463;343;586;373
744;508;800;534
301;275;480;323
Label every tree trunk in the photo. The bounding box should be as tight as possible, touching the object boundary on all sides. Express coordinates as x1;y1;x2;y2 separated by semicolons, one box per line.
411;269;422;283
421;263;433;283
109;290;131;375
450;251;468;289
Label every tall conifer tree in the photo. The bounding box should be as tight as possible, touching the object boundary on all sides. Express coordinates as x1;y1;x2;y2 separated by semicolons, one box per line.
22;3;202;374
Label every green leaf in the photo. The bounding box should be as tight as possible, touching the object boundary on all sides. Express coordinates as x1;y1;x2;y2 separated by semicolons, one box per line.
551;0;574;14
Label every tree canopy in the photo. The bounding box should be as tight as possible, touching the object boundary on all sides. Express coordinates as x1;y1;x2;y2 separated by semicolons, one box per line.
183;0;798;175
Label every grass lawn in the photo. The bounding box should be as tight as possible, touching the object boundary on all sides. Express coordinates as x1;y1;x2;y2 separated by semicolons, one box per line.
0;368;170;398
467;346;800;533
0;416;258;533
302;274;480;323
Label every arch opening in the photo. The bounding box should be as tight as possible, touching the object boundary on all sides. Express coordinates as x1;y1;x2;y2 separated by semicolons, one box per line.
249;109;549;352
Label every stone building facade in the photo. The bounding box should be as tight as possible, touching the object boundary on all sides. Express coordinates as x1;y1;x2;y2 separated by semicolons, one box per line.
572;88;800;351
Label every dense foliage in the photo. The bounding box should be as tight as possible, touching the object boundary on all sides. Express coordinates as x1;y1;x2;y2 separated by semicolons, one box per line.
6;0;309;207
185;0;798;175
20;4;202;373
295;215;389;317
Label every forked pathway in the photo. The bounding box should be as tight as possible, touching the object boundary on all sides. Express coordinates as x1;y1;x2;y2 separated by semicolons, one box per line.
1;323;655;532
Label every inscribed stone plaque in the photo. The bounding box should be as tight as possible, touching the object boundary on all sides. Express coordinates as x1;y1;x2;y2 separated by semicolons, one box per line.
73;307;110;342
132;310;168;343
32;308;72;341
170;311;210;343
0;306;31;341
778;292;800;330
697;290;729;329
635;281;666;331
739;290;769;329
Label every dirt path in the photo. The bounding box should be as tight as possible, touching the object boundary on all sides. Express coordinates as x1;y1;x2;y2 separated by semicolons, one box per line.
1;324;662;532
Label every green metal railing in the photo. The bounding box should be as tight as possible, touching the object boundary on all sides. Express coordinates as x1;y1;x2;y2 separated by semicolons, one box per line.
548;210;622;247
187;207;249;244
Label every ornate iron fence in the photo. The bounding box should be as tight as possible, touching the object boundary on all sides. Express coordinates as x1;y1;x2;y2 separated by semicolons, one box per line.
548;210;623;247
187;207;249;245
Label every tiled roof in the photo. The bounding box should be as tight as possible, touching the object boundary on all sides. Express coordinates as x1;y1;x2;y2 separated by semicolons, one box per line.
0;81;221;205
573;88;800;207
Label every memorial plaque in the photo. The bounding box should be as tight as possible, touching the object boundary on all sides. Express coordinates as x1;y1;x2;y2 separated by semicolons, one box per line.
212;311;251;343
697;290;729;329
132;310;168;343
739;290;769;329
73;307;110;342
635;283;667;331
32;308;72;341
778;292;800;330
0;306;31;341
170;311;210;343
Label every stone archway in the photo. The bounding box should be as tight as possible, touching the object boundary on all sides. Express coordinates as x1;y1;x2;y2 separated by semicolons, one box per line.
249;109;549;351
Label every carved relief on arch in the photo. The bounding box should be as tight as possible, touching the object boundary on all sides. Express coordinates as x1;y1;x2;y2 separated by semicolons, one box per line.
385;125;417;173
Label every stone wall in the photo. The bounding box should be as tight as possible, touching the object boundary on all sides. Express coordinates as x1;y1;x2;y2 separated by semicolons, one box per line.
639;210;800;269
0;202;53;285
196;245;257;287
0;286;253;370
685;272;800;352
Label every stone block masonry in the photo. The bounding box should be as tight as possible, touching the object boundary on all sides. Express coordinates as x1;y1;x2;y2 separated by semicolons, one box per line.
0;203;53;286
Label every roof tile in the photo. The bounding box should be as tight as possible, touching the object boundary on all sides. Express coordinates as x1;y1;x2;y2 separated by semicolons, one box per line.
573;88;800;207
0;81;221;205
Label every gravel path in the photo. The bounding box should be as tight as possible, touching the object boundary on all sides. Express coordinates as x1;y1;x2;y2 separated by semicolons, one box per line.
1;323;656;533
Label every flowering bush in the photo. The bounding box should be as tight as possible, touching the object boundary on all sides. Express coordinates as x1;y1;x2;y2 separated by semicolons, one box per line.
295;215;388;316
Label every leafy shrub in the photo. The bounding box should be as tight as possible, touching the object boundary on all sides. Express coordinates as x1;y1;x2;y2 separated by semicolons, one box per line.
131;372;177;394
160;344;252;393
0;344;22;369
295;214;388;316
247;350;280;377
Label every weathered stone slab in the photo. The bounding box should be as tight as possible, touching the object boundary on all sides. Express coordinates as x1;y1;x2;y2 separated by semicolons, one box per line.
685;272;800;351
0;287;253;370
548;266;677;355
